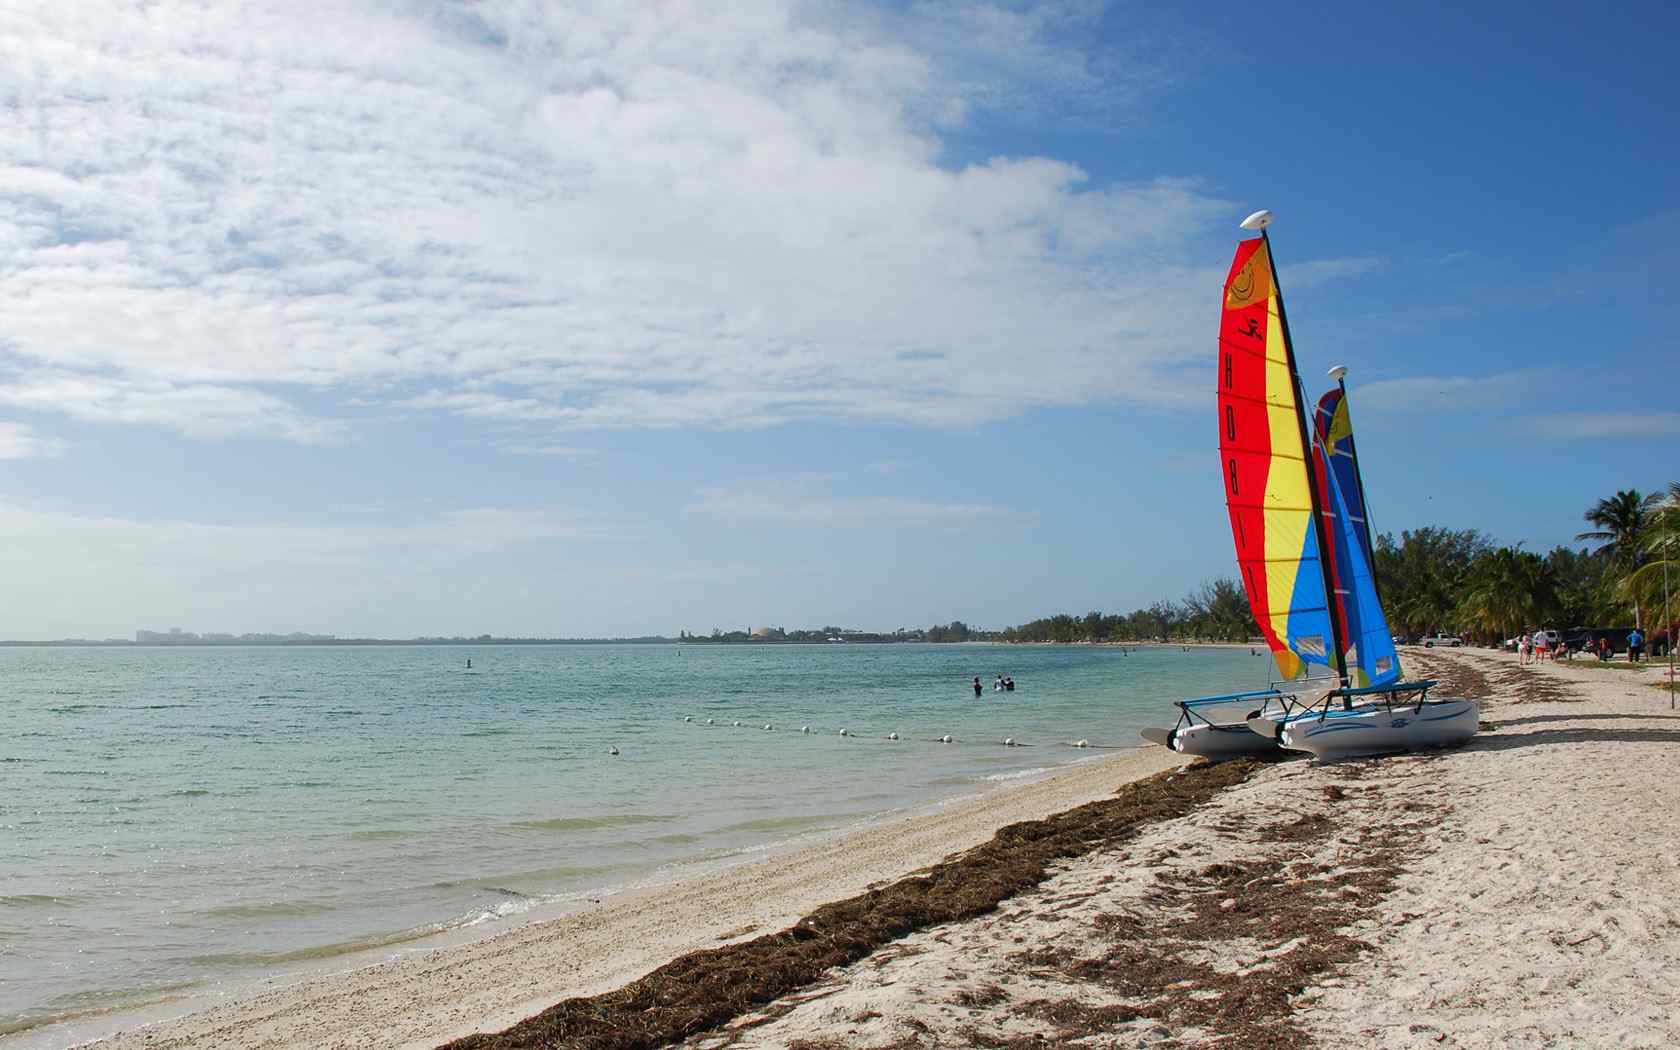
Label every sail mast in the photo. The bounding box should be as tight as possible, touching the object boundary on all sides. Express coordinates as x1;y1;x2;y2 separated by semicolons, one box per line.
1251;215;1349;683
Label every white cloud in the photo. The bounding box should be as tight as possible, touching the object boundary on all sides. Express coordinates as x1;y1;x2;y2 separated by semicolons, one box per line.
0;0;1246;443
689;478;1010;527
1281;256;1383;290
1354;371;1532;413
505;444;594;459
0;420;64;459
0;370;338;441
1511;412;1680;440
0;498;603;636
0;500;597;563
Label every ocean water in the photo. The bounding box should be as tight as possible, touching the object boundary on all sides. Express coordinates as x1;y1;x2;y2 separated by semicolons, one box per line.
0;642;1272;1035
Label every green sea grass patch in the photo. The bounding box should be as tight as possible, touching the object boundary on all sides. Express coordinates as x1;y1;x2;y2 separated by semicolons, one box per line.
437;758;1261;1050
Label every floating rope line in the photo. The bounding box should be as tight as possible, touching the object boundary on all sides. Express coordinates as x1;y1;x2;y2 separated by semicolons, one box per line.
679;717;1135;751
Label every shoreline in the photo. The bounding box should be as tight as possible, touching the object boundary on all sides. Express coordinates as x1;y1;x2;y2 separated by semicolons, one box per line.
7;747;1191;1050
25;646;1664;1048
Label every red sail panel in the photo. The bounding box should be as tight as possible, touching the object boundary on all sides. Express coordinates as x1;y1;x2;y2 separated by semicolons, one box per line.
1217;237;1331;681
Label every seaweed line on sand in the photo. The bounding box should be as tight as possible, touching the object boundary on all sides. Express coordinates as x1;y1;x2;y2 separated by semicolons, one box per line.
436;759;1263;1050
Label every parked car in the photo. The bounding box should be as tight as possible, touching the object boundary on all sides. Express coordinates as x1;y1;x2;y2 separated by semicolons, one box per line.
1563;627;1634;656
1421;635;1464;648
1391;634;1410;646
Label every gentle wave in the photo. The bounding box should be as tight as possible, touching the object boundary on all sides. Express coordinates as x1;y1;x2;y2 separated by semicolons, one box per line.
180;923;449;968
715;812;858;835
645;833;703;846
428;862;628;890
0;894;78;908
0;979;198;1038
984;766;1052;782
201;899;340;920
506;813;676;833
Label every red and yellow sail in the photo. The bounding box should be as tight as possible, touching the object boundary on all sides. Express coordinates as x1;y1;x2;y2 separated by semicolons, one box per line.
1217;237;1333;680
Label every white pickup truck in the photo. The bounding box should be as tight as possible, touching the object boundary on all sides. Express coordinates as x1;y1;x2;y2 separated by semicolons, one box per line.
1421;635;1464;648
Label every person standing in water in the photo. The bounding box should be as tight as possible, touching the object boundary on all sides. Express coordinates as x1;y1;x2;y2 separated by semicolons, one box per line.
972;676;982;698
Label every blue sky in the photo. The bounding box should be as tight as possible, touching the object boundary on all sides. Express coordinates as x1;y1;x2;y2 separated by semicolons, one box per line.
0;1;1674;639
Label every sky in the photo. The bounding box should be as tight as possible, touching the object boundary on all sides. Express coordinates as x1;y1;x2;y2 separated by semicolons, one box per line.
0;1;1675;640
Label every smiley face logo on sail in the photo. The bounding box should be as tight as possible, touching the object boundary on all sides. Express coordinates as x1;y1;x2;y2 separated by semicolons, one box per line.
1223;241;1273;310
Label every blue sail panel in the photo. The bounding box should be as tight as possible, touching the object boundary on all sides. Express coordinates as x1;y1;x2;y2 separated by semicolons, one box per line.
1315;389;1373;568
1316;425;1399;687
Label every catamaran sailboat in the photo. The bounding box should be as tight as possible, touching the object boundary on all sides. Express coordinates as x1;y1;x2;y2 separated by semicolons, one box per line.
1142;210;1477;761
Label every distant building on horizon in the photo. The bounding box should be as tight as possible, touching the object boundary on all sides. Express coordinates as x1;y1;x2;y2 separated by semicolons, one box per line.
135;628;338;643
136;627;198;642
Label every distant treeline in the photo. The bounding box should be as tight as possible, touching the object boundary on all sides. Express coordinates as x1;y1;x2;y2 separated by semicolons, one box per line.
682;580;1263;646
680;628;925;644
994;579;1259;643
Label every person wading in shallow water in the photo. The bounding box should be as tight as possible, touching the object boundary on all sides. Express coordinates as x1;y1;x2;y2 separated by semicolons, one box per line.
972;676;982;698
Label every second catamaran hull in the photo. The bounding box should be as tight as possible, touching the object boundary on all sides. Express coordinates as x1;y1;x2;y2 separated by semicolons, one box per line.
1141;722;1276;759
1274;698;1478;761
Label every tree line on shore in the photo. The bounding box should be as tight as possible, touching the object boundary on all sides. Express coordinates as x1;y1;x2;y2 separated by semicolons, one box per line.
1001;482;1680;648
1401;483;1680;644
681;483;1680;648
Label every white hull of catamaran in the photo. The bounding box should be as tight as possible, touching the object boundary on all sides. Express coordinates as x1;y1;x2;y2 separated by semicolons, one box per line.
1145;721;1277;759
1274;697;1478;761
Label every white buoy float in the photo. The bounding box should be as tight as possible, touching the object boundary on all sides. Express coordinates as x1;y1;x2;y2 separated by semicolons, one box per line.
608;746;620;756
938;734;952;743
733;720;742;727
886;732;899;741
684;716;692;722
838;728;849;737
705;718;714;725
1074;739;1089;748
801;725;811;734
1003;737;1016;747
763;724;773;731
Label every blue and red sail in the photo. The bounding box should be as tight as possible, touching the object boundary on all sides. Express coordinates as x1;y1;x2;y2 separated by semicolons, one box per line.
1313;388;1399;687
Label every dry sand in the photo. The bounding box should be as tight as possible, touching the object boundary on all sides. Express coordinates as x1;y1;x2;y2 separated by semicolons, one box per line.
678;648;1680;1049
24;649;1680;1049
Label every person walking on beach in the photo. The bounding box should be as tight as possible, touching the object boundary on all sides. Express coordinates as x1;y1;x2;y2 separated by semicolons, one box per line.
1628;628;1644;663
972;676;982;698
1518;633;1530;666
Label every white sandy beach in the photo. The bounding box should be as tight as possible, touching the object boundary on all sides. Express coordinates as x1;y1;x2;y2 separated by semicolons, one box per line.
18;647;1680;1049
701;647;1680;1049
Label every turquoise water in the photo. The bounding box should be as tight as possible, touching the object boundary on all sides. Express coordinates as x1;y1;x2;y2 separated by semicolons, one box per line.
0;642;1271;1033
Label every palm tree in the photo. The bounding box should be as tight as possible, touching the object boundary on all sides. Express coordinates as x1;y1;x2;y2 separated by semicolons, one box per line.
1577;489;1659;628
1627;483;1680;645
1457;547;1557;642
